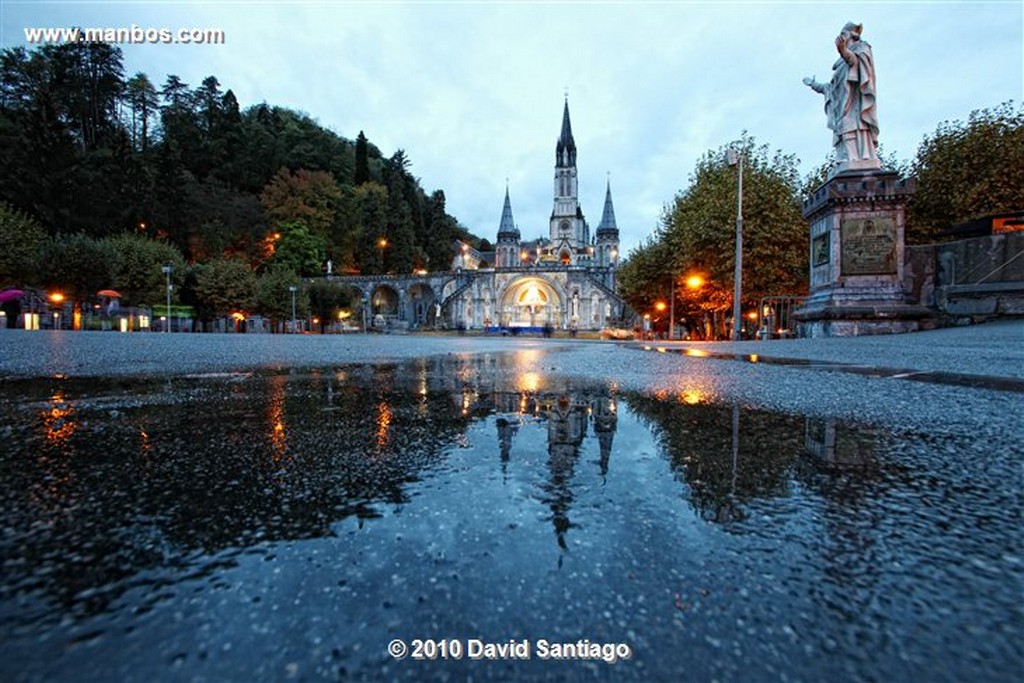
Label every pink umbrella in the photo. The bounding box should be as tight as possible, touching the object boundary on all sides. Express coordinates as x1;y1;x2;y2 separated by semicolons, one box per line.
97;289;122;298
0;289;24;304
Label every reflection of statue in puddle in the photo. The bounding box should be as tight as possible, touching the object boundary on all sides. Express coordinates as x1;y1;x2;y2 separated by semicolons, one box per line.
804;417;875;469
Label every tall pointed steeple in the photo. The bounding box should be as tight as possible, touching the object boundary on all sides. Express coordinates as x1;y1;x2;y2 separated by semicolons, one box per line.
555;98;576;168
596;178;619;236
551;97;584;257
497;184;520;240
495;183;521;268
595;176;620;271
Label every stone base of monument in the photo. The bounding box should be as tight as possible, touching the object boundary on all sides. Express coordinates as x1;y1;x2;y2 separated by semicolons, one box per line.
794;168;935;337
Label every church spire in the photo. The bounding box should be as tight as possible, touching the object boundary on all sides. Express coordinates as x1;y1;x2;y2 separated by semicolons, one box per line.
497;184;519;239
596;177;619;236
555;98;576;168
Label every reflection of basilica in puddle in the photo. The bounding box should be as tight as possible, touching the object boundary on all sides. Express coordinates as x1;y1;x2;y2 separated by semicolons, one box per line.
492;391;618;549
443;379;619;551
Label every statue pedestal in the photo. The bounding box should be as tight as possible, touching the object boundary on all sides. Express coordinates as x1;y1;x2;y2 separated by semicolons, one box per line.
795;169;932;337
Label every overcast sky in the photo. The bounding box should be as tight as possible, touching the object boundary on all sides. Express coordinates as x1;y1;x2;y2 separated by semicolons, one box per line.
3;1;1021;255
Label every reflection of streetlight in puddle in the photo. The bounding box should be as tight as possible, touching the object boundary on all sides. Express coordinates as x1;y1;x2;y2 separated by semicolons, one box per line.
679;389;704;405
44;392;77;445
518;372;541;393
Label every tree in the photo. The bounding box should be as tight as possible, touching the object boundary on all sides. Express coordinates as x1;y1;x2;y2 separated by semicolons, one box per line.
356;183;388;273
255;266;306;330
307;279;356;333
0;202;46;287
621;134;808;337
35;234;120;328
268;221;326;277
908;101;1024;243
105;233;185;306
384;151;416;273
354;130;370;185
260;168;341;242
615;237;675;318
193;258;256;321
425;190;458;272
0;42;484;282
125;72;159;152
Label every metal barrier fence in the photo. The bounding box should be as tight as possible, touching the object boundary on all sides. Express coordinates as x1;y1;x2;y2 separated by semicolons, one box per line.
757;296;805;339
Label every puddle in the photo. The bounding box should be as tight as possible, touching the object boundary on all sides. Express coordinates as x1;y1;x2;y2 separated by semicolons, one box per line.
632;343;1024;393
0;354;1019;681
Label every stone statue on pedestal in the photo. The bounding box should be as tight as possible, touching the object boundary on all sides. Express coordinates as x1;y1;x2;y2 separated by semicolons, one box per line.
803;22;880;174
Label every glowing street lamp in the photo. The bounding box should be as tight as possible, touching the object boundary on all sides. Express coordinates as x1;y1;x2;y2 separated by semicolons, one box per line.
726;147;744;342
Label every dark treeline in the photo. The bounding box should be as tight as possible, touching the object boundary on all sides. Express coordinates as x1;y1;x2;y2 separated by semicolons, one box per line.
0;40;478;275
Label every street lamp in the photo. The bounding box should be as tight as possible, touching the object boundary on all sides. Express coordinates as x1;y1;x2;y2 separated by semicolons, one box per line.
378;237;388;272
288;285;297;333
161;264;172;333
726;148;744;342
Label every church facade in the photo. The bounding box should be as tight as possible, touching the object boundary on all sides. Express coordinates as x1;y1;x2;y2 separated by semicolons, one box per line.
443;100;624;331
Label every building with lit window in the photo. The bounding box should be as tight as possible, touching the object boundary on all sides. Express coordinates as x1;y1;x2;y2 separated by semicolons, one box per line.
444;99;624;330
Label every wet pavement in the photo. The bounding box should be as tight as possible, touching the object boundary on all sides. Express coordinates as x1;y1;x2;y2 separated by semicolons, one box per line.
1;326;1022;681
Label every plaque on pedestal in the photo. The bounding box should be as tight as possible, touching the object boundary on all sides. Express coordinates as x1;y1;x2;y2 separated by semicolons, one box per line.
794;169;933;336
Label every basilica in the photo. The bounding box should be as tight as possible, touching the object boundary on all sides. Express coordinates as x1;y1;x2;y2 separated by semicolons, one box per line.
442;99;624;331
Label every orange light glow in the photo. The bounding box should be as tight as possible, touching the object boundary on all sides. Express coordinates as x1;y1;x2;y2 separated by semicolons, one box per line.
654;301;667;312
685;275;704;289
747;311;758;320
518;372;541;393
43;392;77;444
680;389;704;405
684;349;709;358
267;375;288;462
376;400;393;449
49;292;65;304
378;237;388;248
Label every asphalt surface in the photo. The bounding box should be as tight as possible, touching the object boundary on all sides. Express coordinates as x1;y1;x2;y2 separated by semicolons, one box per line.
2;321;1021;682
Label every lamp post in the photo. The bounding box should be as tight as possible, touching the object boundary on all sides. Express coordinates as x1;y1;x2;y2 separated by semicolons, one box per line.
378;237;388;273
161;264;172;333
289;285;297;334
668;273;676;341
726;148;744;342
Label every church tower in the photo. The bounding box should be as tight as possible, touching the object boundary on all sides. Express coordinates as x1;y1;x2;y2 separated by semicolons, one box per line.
595;178;621;269
495;184;520;269
550;99;588;264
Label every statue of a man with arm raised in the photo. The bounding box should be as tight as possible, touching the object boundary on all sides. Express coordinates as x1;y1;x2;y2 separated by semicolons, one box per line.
804;22;880;173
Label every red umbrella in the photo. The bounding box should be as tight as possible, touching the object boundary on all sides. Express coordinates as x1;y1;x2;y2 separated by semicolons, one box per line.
0;289;24;303
97;289;122;298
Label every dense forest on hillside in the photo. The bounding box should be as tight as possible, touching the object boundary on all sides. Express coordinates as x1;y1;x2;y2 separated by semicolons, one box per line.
0;40;478;276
